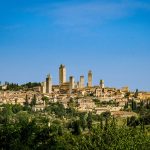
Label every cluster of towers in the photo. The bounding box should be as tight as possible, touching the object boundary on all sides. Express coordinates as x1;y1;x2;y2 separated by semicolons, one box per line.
41;74;52;94
59;64;94;89
41;64;105;94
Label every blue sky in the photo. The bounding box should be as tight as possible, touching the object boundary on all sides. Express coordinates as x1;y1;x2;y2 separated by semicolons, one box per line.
0;0;150;91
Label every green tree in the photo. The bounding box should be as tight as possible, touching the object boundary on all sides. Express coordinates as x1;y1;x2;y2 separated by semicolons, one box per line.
131;100;137;111
12;104;23;114
42;96;49;105
79;113;87;130
87;112;92;130
1;104;13;124
71;120;81;135
124;102;129;110
127;116;139;128
16;111;31;125
134;89;139;98
140;100;144;110
24;95;29;106
30;95;37;107
58;125;63;136
146;99;150;109
101;111;111;119
67;98;77;108
45;102;66;117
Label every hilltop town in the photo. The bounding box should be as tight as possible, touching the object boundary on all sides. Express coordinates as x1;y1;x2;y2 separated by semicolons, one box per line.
0;64;150;118
0;65;150;149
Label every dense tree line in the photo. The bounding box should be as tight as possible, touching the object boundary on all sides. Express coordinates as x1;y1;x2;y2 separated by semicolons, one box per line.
124;99;150;127
0;116;150;149
6;83;21;91
124;99;150;112
93;99;118;107
21;82;41;89
0;82;41;91
0;103;150;149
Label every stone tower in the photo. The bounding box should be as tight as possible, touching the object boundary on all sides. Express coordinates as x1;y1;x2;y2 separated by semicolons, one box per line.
100;80;104;89
88;70;92;87
46;74;52;94
59;64;66;85
41;81;46;93
80;76;84;88
69;76;75;94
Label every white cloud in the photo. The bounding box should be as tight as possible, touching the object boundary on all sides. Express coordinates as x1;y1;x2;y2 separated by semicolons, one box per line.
26;0;150;28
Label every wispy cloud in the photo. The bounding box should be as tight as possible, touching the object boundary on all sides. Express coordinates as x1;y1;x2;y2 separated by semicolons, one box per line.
26;0;150;28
